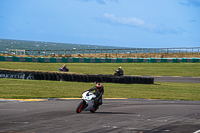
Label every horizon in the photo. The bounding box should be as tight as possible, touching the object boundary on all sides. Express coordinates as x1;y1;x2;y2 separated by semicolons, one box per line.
1;38;199;50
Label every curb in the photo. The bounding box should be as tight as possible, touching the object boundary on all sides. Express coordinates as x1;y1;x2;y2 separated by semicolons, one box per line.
0;98;48;102
0;98;127;102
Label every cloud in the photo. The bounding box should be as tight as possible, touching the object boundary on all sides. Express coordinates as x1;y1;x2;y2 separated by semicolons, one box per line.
79;0;118;4
103;13;146;27
96;0;106;4
179;2;190;6
189;20;198;22
179;0;200;7
102;13;187;34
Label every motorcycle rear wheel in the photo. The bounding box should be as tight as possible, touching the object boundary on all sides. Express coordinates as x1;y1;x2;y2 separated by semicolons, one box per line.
76;101;85;113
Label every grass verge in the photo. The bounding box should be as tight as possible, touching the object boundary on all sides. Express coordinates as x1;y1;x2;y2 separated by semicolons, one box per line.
0;78;199;101
0;62;200;77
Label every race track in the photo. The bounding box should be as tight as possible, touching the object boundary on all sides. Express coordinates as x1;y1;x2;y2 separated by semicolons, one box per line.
151;76;200;83
0;99;200;133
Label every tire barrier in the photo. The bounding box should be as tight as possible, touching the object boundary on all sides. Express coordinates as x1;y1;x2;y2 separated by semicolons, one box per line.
0;69;154;84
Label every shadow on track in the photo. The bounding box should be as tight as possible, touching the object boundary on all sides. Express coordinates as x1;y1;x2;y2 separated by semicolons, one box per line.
93;112;135;115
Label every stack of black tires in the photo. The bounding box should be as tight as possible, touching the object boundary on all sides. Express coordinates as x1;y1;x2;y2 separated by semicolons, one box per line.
33;72;154;84
0;69;154;84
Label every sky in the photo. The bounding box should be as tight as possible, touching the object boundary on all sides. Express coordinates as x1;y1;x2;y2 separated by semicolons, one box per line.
0;0;200;48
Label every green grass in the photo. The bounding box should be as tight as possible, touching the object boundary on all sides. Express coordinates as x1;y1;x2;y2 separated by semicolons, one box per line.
1;62;200;100
0;78;200;101
0;62;200;77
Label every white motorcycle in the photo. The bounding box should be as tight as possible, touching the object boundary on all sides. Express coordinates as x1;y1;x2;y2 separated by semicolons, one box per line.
76;91;99;113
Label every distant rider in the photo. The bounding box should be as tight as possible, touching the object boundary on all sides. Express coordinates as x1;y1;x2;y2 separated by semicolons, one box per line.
114;66;124;76
62;64;69;72
87;83;104;107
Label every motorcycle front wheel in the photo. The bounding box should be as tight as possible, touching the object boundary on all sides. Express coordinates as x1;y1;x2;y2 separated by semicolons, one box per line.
90;105;98;113
76;101;85;113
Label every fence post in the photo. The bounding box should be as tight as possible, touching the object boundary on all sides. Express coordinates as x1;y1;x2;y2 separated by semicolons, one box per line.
44;50;46;56
142;48;143;53
89;49;90;55
95;49;96;55
70;49;72;55
101;49;102;55
123;49;125;54
130;49;131;54
112;49;113;54
64;50;66;56
83;49;84;55
148;48;149;53
198;47;199;54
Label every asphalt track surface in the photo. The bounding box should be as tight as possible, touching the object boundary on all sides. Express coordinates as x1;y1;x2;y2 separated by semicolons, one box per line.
0;77;200;133
0;98;200;133
150;76;200;83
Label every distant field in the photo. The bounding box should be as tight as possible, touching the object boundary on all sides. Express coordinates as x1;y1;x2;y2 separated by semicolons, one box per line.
0;78;200;101
0;62;200;77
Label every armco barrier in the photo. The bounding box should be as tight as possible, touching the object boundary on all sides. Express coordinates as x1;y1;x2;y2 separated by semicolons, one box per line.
0;69;154;84
0;56;199;63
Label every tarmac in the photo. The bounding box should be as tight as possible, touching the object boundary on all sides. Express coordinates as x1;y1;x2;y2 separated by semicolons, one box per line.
0;98;200;133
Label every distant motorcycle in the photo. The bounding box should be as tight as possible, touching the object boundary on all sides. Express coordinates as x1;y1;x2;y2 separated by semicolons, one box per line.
76;91;98;113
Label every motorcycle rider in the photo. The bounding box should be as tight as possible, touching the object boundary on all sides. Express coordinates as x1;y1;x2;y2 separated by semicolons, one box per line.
61;64;69;72
87;83;104;107
114;66;124;76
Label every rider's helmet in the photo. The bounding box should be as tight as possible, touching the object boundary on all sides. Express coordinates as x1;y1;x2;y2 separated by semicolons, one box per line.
119;66;122;69
96;83;102;91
